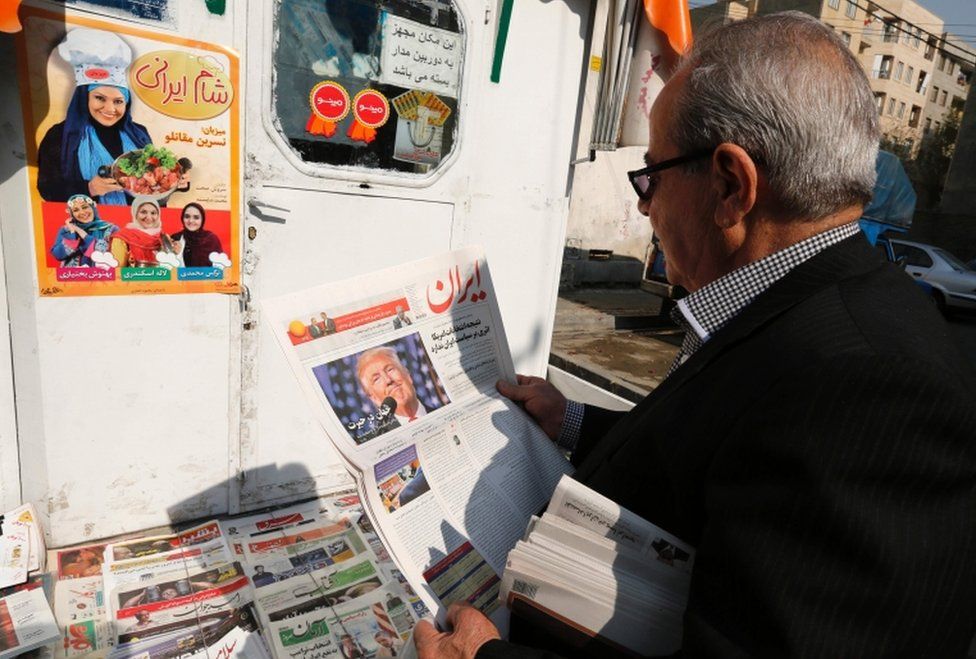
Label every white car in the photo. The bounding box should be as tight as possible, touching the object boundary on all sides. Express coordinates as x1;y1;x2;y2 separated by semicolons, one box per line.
886;239;976;314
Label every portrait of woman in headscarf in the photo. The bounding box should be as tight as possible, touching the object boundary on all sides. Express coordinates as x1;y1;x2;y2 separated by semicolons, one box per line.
36;28;184;205
50;194;118;267
111;196;176;267
172;202;222;268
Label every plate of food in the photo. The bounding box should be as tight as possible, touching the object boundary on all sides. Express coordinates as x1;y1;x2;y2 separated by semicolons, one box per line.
103;145;192;200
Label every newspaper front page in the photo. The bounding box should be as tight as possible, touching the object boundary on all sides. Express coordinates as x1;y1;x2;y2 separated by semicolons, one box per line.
264;247;572;630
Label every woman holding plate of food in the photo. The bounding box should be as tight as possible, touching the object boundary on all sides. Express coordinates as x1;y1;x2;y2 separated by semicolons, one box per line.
36;28;186;205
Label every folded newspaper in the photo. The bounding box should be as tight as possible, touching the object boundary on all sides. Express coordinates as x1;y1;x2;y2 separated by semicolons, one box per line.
263;247;573;634
501;475;695;656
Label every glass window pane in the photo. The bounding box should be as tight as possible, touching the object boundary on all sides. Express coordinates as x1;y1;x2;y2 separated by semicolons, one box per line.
271;0;464;176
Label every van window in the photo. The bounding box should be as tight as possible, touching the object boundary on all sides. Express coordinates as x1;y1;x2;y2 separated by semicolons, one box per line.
272;0;463;176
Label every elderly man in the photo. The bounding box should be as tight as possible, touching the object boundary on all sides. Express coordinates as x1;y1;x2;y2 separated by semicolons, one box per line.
356;347;426;422
416;12;976;659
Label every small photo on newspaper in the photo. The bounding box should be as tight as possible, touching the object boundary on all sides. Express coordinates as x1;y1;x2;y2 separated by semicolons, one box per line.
373;445;430;513
312;334;451;445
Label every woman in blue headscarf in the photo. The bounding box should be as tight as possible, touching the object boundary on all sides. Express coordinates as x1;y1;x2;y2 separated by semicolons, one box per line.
36;28;152;205
50;194;119;267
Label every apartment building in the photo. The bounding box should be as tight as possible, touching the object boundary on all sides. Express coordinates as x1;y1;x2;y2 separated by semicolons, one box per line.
693;0;974;154
923;34;975;137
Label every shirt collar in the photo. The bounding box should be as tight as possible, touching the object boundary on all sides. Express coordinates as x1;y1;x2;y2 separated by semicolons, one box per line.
672;222;861;342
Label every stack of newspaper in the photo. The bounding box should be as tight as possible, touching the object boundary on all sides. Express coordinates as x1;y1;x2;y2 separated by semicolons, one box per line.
0;503;58;658
218;493;424;659
49;519;268;659
501;476;694;656
263;248;574;633
0;503;46;589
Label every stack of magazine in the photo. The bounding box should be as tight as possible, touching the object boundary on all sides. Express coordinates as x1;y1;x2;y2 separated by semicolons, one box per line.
501;476;694;657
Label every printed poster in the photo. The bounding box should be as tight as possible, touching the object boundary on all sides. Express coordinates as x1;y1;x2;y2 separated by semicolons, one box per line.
16;7;241;296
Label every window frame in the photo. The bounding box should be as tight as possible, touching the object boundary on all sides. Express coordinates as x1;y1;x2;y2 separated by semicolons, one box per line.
256;0;469;189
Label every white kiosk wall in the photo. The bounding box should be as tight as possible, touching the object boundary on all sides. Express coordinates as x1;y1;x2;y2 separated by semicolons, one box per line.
0;0;590;546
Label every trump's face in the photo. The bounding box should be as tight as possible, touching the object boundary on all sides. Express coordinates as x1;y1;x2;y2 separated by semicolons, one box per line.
359;353;418;415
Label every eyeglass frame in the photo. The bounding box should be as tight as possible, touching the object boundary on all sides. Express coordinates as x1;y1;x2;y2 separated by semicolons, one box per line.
627;149;715;201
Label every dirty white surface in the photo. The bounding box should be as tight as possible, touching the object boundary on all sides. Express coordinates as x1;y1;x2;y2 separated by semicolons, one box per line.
0;0;592;545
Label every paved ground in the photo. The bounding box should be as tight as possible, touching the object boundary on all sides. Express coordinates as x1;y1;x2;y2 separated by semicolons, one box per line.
550;288;680;402
550;288;976;403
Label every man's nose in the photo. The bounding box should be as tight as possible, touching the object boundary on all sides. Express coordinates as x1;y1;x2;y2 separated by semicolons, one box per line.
637;198;650;217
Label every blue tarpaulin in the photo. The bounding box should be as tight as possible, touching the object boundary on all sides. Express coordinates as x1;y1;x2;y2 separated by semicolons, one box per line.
858;150;916;245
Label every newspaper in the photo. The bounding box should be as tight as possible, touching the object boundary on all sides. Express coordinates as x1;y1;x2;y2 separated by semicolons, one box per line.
220;495;423;658
0;585;60;658
500;476;696;656
0;503;46;590
263;247;573;630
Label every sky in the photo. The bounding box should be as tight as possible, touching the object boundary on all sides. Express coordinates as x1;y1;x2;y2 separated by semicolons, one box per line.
690;0;976;49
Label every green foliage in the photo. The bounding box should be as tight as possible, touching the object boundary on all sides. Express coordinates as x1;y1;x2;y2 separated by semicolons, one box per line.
905;112;961;209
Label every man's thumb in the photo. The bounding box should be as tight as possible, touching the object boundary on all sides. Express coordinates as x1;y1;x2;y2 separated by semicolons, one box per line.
413;619;441;648
496;379;527;401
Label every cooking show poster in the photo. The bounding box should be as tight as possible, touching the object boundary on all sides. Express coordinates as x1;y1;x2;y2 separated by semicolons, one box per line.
16;8;240;296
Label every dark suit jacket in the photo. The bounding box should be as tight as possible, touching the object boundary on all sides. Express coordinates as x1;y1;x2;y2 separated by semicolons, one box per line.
480;236;976;658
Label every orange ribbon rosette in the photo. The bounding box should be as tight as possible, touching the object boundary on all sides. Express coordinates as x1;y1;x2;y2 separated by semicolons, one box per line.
347;89;390;144
306;81;350;138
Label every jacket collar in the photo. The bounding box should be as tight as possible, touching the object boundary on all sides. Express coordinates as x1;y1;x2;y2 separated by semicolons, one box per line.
573;235;884;481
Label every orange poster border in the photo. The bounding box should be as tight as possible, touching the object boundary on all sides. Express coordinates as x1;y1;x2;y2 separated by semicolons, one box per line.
14;6;241;297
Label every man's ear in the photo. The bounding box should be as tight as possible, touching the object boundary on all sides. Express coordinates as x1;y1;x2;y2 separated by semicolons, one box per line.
710;143;758;229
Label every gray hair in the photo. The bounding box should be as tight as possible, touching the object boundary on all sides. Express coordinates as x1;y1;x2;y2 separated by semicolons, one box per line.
671;11;879;220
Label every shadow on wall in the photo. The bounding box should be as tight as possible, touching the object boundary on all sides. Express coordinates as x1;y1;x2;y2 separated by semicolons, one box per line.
0;2;66;187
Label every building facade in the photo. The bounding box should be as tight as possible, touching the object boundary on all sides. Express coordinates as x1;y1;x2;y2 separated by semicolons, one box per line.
695;0;974;155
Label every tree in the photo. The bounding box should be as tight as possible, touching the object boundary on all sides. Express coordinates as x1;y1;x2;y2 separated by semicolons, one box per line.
906;111;961;209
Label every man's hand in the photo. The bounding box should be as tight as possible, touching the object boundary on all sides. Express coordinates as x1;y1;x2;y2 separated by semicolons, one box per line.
496;375;567;441
414;603;500;659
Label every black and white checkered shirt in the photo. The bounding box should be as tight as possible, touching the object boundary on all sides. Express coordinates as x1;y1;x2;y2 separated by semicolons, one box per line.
557;221;861;452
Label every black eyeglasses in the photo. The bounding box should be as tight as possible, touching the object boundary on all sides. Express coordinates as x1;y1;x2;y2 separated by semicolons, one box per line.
627;149;714;201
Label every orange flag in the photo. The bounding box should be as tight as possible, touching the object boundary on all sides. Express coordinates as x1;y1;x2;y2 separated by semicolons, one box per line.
643;0;693;77
0;0;22;33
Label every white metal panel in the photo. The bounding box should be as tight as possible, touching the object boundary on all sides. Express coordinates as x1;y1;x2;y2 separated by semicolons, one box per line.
0;4;242;545
239;187;454;509
0;207;21;513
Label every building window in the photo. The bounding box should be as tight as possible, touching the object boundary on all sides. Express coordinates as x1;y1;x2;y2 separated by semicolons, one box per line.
828;0;840;8
875;92;886;114
916;70;927;94
897;101;906;119
930;85;939;103
887;97;896;115
940;90;947;106
924;37;936;60
924;117;932;132
946;61;955;77
841;31;852;47
270;0;464;177
845;0;857;18
875;54;893;79
935;120;941;131
883;20;898;43
913;27;921;48
908;105;920;127
894;61;903;81
937;54;946;71
905;66;914;86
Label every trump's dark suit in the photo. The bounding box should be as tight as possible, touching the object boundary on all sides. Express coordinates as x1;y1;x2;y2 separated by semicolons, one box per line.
481;236;976;658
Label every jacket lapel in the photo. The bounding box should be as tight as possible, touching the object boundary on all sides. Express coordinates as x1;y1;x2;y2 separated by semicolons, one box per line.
574;236;886;481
